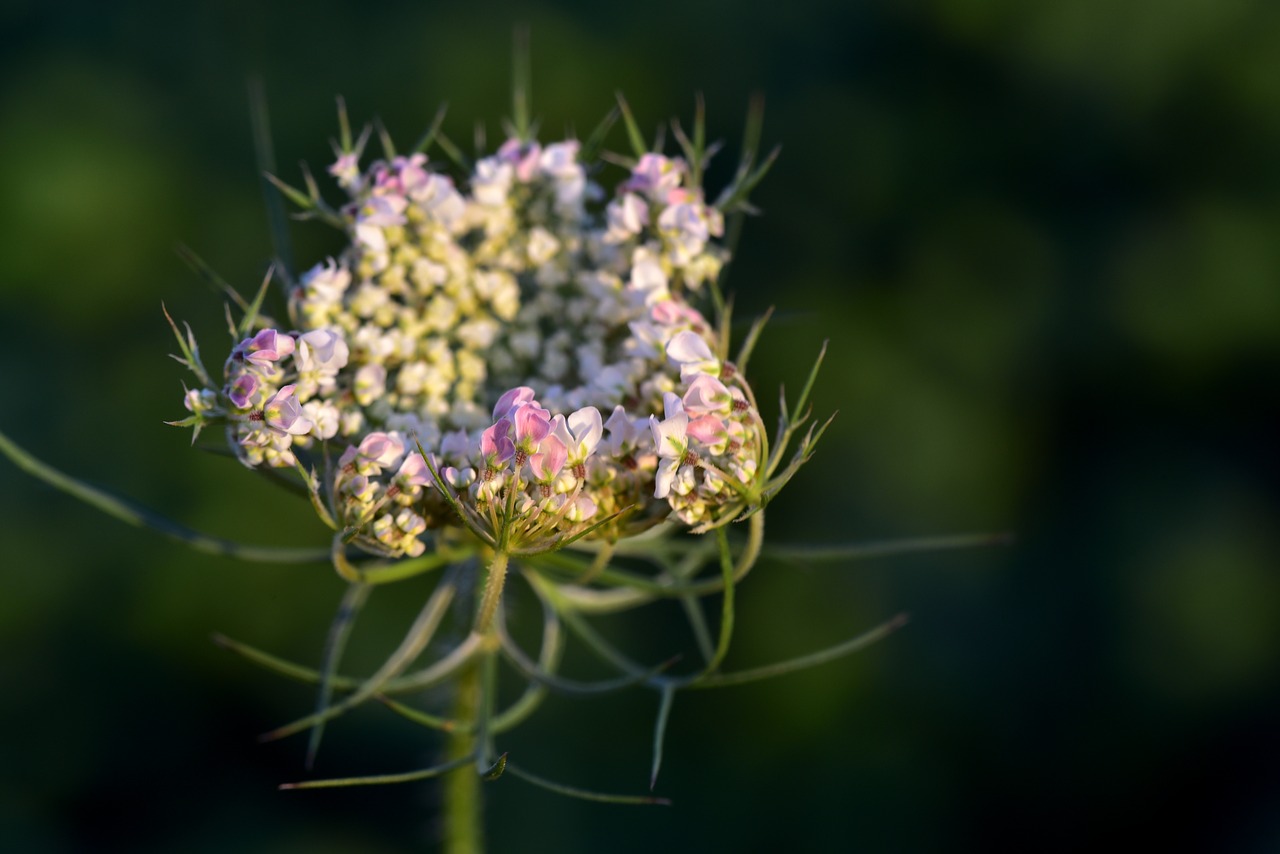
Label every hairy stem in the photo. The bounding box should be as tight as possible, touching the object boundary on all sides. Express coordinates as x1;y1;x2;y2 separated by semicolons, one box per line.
475;551;510;632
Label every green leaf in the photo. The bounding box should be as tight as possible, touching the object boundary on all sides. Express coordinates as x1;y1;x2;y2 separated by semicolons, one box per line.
615;92;649;159
530;580;652;615
734;305;775;375
369;631;486;695
376;695;463;733
678;592;715;665
511;25;532;141
717;144;781;214
505;762;671;806
671;92;711;188
0;427;328;564
237;263;278;337
498;611;675;695
649;685;676;790
163;413;201;430
688;614;909;690
238;455;311;498
280;755;474;790
160;302;212;387
307;582;372;769
763;412;838;501
262;173;346;229
378;614;558;735
411;102;450;155
490;571;566;713
763;532;1014;563
212;632;360;690
215;629;484;697
174;244;250;315
374;116;396;160
291;458;338;531
300;161;324;204
433;131;470;171
259;574;460;742
579;106;620;165
335;95;353;153
553;602;655;678
332;540;475;586
702;527;737;676
710;204;744;307
490;588;563;732
790;340;828;424
248;77;295;286
528;514;764;604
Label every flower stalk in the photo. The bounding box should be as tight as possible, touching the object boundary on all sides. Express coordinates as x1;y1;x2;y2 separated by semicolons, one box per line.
444;659;484;854
475;550;510;634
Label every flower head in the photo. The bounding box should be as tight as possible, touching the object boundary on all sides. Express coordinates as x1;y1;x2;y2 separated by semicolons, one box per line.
172;103;795;553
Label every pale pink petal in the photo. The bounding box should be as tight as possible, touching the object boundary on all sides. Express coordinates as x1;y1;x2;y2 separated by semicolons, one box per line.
493;386;536;420
686;414;727;446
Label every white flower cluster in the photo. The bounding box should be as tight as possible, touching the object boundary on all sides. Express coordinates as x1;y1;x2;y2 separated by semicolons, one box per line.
179;134;763;554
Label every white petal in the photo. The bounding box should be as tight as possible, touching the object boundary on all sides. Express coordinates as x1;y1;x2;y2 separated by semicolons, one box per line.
666;330;713;365
568;406;603;456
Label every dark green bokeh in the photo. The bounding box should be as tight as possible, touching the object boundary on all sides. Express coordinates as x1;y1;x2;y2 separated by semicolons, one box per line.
3;2;1278;851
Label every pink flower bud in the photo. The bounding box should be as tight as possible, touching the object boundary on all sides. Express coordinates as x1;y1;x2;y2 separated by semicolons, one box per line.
651;300;709;332
529;434;567;484
625;153;683;197
396;452;433;488
296;328;350;374
444;466;476;489
557;492;597;522
263;385;312;435
357;431;406;469
480;419;515;469
497;138;542;182
239;329;295;368
512;403;551;454
687;414;728;454
493;386;536;421
683;374;733;416
227;373;260;409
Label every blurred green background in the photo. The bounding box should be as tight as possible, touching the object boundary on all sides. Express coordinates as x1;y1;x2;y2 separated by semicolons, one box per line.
2;1;1278;851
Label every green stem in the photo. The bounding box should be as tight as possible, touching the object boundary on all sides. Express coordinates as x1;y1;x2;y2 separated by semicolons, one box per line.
444;659;483;854
475;551;510;632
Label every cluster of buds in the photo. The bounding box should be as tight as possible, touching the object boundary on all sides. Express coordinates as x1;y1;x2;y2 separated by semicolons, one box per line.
124;84;906;817
169;111;797;556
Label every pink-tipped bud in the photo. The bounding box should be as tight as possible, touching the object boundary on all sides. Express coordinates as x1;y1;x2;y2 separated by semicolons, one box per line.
239;328;296;368
227;373;260;409
480;418;515;468
263;385;312;436
396;452;432;488
493;386;536;421
529;434;567;484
